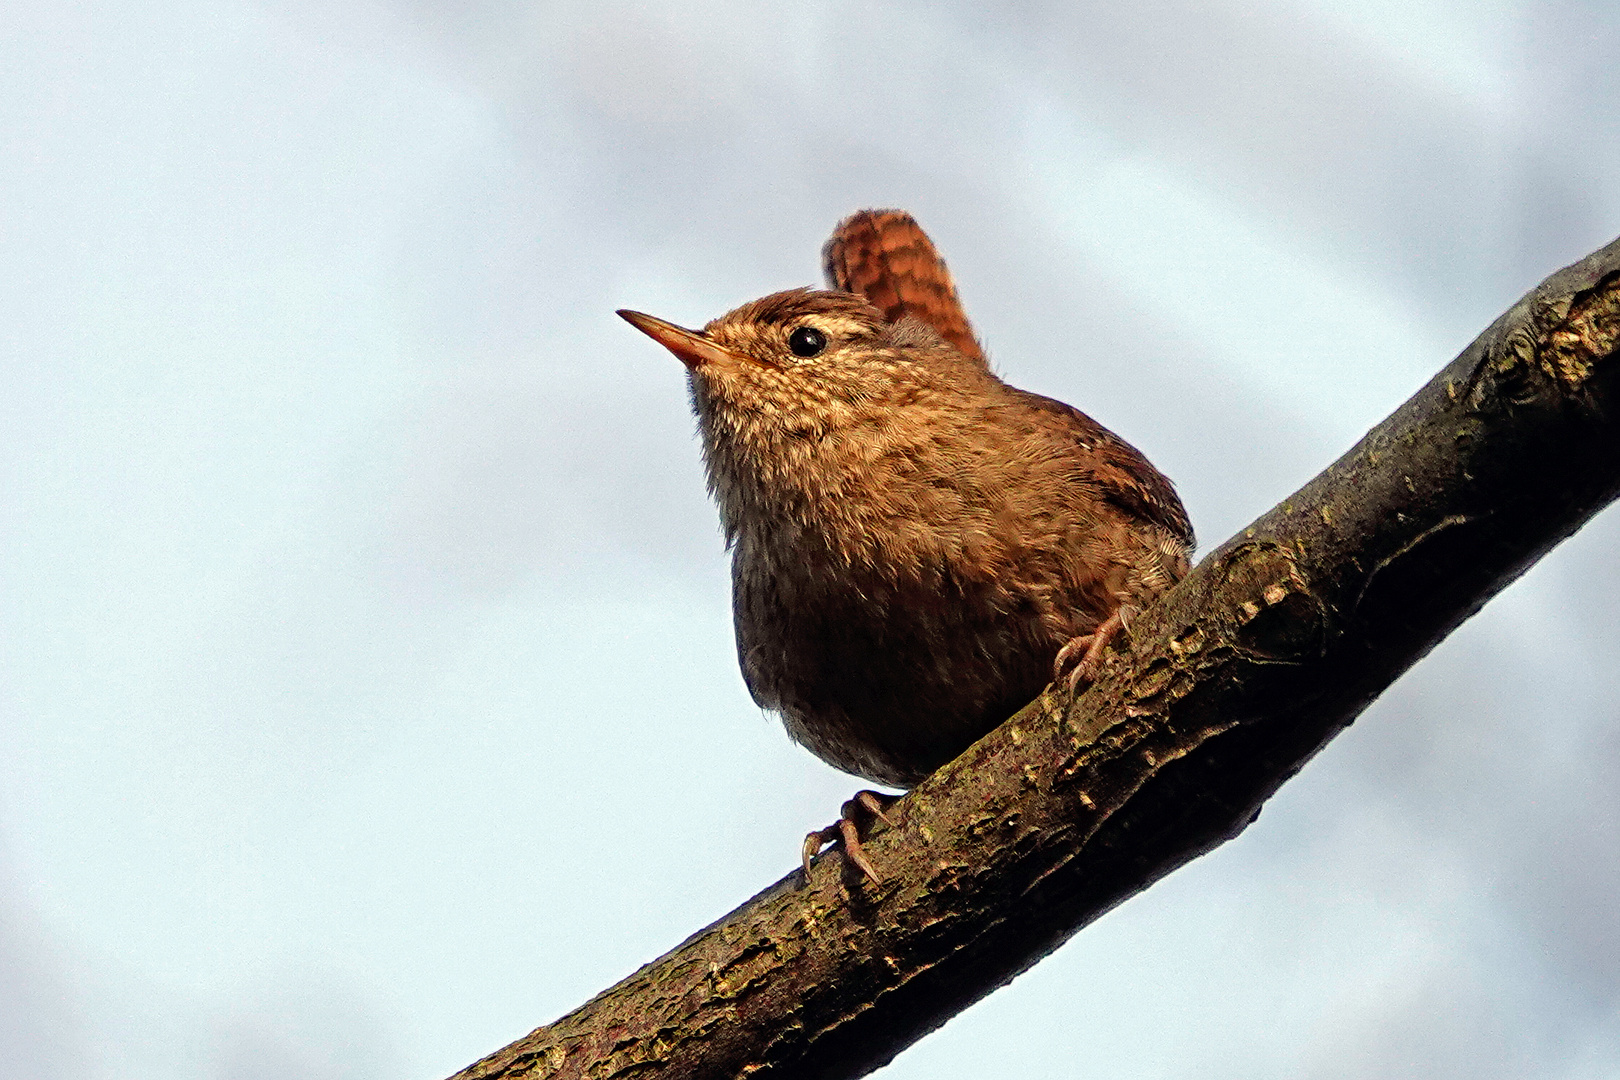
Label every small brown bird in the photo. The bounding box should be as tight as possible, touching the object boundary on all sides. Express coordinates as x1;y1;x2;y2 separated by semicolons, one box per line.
619;210;1193;881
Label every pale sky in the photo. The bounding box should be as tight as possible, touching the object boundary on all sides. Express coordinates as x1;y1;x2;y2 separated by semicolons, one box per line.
3;2;1619;1077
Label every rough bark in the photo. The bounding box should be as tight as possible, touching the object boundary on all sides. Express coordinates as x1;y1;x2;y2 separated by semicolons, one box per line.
449;237;1620;1080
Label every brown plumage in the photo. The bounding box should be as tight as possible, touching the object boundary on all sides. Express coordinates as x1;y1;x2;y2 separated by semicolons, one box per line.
822;208;986;364
619;210;1192;880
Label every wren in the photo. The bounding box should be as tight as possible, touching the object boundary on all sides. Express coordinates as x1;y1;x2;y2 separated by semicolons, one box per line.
619;210;1193;881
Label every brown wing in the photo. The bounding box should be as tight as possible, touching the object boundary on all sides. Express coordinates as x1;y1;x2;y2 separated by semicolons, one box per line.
1010;387;1195;550
823;209;986;365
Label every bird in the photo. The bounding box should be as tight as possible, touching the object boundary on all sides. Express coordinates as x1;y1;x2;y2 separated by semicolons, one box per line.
617;209;1193;882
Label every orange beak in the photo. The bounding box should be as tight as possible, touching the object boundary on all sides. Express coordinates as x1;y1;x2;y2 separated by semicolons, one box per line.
617;309;767;371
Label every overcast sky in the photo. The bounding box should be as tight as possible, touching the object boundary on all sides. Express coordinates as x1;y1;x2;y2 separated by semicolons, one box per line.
3;1;1619;1077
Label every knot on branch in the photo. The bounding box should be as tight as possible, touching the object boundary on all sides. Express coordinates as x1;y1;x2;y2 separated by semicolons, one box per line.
1215;543;1329;663
1536;268;1620;391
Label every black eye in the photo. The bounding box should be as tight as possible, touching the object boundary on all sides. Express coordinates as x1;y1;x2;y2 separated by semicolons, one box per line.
788;326;827;358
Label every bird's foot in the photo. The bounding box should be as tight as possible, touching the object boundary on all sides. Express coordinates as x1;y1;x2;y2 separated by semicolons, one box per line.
802;789;899;884
1053;605;1139;694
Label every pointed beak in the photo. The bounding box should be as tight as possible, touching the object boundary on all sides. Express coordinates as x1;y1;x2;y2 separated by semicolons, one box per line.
617;309;765;371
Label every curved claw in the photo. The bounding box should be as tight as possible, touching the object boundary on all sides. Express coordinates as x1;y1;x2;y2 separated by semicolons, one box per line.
800;790;901;884
837;817;878;882
854;789;895;824
803;825;838;878
1051;632;1095;682
1053;605;1140;693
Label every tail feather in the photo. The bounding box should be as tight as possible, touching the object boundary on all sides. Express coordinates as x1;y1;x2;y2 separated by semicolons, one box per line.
823;209;986;365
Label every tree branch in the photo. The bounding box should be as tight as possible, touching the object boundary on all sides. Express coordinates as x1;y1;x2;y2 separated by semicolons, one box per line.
450;237;1620;1080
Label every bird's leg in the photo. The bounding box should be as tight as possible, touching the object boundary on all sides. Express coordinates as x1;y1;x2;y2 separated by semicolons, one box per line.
802;789;899;884
1053;605;1140;694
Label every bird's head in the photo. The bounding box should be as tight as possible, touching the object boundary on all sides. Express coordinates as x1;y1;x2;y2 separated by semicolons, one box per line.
619;288;973;428
619;288;984;532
